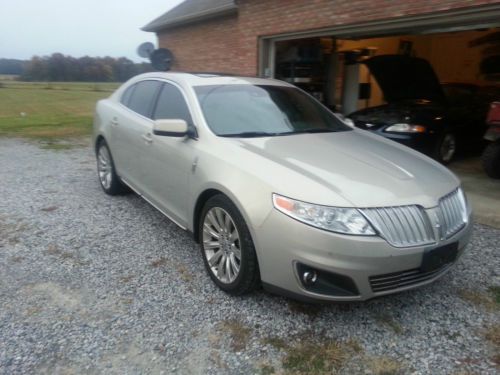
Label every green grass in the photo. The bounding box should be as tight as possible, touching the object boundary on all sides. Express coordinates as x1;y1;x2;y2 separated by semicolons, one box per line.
0;81;119;141
489;286;500;305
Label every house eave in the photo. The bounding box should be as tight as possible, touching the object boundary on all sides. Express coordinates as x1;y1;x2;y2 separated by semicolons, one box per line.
142;4;238;32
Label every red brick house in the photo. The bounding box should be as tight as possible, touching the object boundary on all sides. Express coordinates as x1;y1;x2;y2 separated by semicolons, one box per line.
143;0;500;111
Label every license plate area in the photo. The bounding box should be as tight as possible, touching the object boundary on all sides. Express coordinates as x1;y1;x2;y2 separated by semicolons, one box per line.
421;242;458;273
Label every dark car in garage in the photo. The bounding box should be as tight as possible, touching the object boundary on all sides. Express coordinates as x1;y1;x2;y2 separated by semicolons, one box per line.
349;55;497;164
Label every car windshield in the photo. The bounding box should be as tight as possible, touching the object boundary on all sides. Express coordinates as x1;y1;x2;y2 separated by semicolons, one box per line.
194;84;351;137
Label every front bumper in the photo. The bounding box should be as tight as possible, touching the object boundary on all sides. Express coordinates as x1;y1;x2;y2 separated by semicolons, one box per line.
255;209;473;302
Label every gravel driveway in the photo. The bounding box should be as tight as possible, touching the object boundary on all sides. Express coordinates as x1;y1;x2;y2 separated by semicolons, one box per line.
0;138;498;374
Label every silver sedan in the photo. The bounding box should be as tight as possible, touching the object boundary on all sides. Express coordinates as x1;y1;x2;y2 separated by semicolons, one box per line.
93;73;472;302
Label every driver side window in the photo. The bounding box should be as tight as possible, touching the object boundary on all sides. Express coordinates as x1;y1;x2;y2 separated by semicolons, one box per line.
153;83;193;125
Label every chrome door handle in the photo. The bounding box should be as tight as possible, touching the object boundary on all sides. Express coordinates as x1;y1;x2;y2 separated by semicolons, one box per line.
142;134;153;144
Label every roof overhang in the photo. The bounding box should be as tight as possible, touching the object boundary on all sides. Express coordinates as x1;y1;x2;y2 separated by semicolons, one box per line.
142;0;238;32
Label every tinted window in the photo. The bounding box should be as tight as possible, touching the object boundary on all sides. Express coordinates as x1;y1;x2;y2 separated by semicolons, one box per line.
195;84;350;137
127;80;161;118
153;83;193;124
120;85;135;106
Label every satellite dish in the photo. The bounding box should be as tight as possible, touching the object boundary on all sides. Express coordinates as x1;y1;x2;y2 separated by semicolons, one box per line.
137;42;155;58
150;48;173;71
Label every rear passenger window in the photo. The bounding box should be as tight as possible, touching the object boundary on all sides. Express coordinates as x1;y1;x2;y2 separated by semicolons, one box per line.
120;85;135;106
127;80;161;118
153;83;193;124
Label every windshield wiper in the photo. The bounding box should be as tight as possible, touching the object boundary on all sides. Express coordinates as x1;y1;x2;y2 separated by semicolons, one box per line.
219;128;336;138
289;128;335;134
220;131;282;138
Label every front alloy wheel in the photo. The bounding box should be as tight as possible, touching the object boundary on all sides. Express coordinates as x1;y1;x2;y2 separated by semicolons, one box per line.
203;207;241;284
199;195;260;295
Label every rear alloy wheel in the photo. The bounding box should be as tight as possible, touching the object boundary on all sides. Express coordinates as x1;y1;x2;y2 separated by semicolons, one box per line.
199;195;260;295
434;133;457;164
481;142;500;179
96;141;127;195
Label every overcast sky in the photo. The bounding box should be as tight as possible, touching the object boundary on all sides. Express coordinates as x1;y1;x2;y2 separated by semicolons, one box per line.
1;0;184;62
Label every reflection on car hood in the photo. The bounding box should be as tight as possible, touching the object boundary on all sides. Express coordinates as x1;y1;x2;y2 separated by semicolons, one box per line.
363;55;446;103
235;130;458;208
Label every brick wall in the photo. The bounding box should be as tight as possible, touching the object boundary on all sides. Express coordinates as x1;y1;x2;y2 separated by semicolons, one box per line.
157;0;499;75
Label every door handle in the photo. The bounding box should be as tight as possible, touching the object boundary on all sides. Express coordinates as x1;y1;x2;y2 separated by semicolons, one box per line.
142;133;153;144
111;117;119;127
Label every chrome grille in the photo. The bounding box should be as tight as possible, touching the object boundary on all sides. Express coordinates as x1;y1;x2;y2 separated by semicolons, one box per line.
360;205;435;247
437;189;467;239
360;189;468;248
369;264;451;293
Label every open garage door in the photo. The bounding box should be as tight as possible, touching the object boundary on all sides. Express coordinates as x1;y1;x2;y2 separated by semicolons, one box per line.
259;6;500;165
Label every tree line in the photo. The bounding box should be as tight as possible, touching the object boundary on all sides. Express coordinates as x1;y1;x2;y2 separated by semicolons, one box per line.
0;54;153;82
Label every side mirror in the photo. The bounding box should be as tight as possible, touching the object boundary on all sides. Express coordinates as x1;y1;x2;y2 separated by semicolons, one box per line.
153;119;188;137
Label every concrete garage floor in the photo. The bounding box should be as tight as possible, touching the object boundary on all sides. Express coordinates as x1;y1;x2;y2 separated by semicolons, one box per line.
451;157;500;229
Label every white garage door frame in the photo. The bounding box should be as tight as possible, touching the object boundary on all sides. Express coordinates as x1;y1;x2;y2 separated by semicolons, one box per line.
258;3;500;77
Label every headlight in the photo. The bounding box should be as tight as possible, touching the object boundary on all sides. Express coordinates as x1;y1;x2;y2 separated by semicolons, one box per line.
385;123;426;133
272;194;375;235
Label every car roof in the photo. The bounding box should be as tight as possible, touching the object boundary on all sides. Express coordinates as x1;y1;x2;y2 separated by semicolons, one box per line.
130;72;291;87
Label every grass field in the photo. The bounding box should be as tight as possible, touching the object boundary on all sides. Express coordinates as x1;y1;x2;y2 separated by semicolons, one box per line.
0;80;120;144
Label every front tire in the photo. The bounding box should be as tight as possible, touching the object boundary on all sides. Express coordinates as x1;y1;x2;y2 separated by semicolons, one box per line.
482;142;500;179
434;132;457;164
96;140;127;195
199;194;260;295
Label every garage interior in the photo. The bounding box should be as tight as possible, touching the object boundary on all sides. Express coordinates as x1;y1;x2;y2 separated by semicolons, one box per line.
262;25;500;227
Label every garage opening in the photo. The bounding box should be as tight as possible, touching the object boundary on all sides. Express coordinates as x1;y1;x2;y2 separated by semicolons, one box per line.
262;26;500;161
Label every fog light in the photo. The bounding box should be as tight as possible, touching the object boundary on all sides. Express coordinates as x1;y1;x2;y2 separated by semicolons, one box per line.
302;271;318;285
296;262;360;297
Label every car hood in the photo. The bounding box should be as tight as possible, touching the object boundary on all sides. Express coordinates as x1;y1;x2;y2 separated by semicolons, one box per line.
363;55;446;103
234;130;459;208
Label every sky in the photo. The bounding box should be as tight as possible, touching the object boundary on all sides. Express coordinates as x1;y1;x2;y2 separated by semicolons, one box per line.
0;0;185;62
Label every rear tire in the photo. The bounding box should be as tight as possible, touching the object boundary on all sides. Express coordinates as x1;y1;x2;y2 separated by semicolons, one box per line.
482;142;500;179
96;140;127;195
199;194;260;295
433;132;457;165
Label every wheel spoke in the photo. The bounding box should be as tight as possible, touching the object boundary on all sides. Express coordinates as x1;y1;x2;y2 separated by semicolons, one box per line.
225;255;232;281
208;250;223;267
229;230;239;244
215;208;226;232
203;240;220;250
224;213;232;233
217;254;226;279
207;211;222;232
203;223;219;239
229;253;240;274
231;244;241;260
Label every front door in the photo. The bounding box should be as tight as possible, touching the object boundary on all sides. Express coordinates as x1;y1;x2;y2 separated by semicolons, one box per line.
140;82;197;227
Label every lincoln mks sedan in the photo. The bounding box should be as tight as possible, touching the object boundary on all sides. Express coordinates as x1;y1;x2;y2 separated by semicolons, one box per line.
93;72;472;302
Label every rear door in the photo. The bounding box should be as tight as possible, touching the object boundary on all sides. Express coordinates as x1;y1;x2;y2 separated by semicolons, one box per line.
111;80;162;190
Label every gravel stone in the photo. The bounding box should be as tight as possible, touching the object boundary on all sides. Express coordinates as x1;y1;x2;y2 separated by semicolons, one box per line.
0;138;498;374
